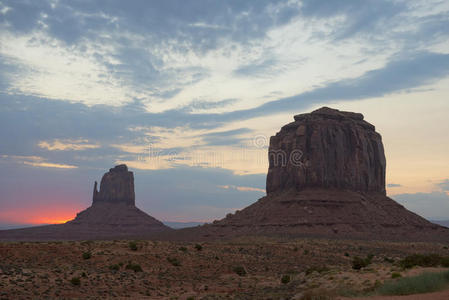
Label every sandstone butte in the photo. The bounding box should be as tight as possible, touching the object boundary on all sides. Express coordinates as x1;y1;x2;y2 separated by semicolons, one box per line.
0;165;171;241
174;107;449;242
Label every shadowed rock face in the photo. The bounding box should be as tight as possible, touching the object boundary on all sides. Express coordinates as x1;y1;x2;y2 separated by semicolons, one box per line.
93;164;135;206
267;107;386;194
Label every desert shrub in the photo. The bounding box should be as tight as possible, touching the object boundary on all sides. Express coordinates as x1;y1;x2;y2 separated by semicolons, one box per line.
352;255;373;270
109;264;120;271
391;272;402;279
344;252;350;257
384;257;395;264
186;297;195;300
378;270;449;295
194;244;203;251
398;254;444;269
82;252;91;260
178;246;188;252
305;266;329;275
126;262;143;272
233;266;247;276
129;241;138;251
81;272;87;278
281;274;291;284
70;277;81;286
303;249;309;255
167;257;181;267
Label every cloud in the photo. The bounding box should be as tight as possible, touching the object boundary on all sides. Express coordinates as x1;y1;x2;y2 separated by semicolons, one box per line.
218;185;265;193
387;183;402;188
38;139;100;151
0;155;77;169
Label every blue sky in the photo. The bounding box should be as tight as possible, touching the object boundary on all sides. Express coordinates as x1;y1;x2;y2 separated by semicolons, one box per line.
0;0;449;226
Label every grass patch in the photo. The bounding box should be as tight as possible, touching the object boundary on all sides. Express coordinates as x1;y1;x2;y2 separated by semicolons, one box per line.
398;253;449;269
378;270;449;296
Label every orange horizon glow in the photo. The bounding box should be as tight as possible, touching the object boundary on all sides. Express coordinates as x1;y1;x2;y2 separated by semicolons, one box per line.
0;206;82;225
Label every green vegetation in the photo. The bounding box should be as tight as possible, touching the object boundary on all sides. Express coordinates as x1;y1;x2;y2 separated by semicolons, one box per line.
109;264;120;271
128;241;138;251
178;246;188;252
194;244;203;251
167;257;181;267
70;277;81;286
125;262;143;272
378;270;449;295
233;266;247;276
281;274;291;284
384;257;395;263
391;272;402;279
352;254;374;270
82;252;91;260
305;266;330;275
398;253;449;269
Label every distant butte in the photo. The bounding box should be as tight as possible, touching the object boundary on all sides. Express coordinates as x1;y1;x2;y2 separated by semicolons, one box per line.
176;107;449;242
0;164;171;241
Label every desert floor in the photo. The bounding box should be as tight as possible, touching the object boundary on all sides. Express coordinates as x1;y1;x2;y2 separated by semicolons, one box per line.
1;237;449;299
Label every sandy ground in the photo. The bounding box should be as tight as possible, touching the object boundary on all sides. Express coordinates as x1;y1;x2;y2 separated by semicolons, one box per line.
1;238;449;299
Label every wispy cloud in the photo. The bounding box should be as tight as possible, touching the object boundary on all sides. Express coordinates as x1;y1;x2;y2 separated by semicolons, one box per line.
38;139;99;151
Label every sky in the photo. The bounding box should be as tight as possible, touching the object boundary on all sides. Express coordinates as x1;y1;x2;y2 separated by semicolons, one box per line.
0;0;449;228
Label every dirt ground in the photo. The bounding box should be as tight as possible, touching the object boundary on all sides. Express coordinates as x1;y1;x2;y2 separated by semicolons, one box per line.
1;237;449;299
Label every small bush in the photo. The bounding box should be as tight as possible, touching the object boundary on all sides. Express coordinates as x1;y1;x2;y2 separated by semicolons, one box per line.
81;272;87;278
344;252;350;257
82;252;91;260
167;257;181;267
194;244;203;251
352;255;373;270
233;266;247;276
384;257;395;264
378;271;449;295
305;266;330;275
391;272;402;279
109;264;120;271
70;277;81;286
186;297;195;300
129;241;138;251
179;246;188;252
281;274;291;284
126;263;143;272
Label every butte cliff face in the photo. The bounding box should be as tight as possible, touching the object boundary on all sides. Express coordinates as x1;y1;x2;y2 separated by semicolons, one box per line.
190;107;449;242
92;164;135;206
267;107;386;195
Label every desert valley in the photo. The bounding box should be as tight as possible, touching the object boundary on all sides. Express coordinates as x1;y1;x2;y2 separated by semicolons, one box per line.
2;108;449;299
